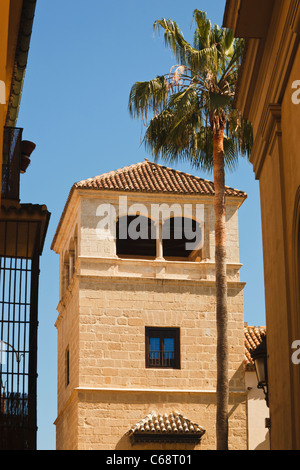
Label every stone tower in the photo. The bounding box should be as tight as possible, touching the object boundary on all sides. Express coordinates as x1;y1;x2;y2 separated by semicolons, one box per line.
51;160;247;450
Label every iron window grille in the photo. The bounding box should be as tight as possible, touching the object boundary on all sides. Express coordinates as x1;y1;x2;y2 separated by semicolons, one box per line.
0;219;41;450
145;327;180;369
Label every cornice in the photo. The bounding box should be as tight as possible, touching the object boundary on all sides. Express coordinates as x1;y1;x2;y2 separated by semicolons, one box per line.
235;39;261;118
222;0;240;31
54;385;247;425
6;0;37;127
77;273;246;290
290;0;300;34
242;1;300;178
251;104;282;179
74;386;246;396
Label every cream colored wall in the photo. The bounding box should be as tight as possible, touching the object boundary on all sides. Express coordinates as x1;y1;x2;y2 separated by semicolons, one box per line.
54;190;247;450
244;5;300;449
279;39;300;449
224;0;300;451
245;372;270;450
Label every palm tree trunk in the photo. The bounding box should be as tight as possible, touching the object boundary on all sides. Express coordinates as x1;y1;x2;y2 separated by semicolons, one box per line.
213;124;229;450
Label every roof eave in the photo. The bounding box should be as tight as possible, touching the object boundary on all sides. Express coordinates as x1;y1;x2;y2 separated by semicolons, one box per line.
223;0;275;117
223;0;274;39
6;0;37;127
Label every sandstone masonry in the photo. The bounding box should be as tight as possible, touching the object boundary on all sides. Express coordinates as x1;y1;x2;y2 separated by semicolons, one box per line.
51;161;247;450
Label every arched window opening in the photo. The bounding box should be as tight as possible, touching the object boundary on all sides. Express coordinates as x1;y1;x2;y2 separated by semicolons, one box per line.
162;217;202;261
116;215;156;259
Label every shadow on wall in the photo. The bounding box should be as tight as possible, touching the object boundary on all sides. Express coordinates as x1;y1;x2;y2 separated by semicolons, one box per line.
254;431;270;450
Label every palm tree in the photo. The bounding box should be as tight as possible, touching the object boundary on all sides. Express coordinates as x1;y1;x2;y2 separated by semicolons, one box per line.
128;9;252;450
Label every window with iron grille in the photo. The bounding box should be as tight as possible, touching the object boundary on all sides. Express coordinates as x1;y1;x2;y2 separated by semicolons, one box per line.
145;327;180;369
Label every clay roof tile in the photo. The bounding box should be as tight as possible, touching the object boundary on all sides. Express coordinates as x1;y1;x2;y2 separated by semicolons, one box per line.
244;325;266;370
75;159;247;198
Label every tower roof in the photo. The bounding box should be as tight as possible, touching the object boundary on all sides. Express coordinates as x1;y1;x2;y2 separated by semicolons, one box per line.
75;159;247;198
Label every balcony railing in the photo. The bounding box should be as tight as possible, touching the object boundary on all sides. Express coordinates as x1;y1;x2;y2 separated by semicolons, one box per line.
1;127;23;201
149;350;175;367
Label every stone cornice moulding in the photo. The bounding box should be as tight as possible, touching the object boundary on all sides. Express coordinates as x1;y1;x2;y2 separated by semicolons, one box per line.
74;386;247;395
251;104;282;179
222;0;240;32
78;256;243;267
54;385;247;425
77;273;246;290
76;188;246;208
235;39;261;118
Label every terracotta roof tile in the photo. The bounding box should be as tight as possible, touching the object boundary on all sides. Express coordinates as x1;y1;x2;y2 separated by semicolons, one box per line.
75;159;247;198
127;411;205;443
244;325;266;370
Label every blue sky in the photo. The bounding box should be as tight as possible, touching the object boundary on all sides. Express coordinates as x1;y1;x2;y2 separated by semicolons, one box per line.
16;0;265;450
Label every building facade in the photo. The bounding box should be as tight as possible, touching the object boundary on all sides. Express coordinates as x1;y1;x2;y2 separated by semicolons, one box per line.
52;160;248;450
223;0;300;450
0;0;50;450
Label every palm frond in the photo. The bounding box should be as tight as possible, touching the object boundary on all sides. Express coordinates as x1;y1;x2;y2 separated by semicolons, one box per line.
129;9;253;174
208;91;233;111
128;75;169;120
192;9;212;50
154;17;218;73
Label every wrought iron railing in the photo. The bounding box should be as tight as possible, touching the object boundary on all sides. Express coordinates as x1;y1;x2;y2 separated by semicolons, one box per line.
1;127;23;201
149;350;175;367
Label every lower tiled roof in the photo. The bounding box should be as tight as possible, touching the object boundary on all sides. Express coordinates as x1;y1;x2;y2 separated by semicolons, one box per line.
244;325;266;370
127;411;205;444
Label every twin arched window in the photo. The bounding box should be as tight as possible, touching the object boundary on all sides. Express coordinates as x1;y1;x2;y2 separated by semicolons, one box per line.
116;215;202;261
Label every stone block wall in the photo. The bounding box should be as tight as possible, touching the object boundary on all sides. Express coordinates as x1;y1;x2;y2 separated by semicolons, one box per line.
54;190;247;450
56;389;247;450
55;274;246;449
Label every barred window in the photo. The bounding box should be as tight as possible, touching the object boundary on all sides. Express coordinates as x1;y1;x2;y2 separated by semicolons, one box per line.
145;327;180;369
